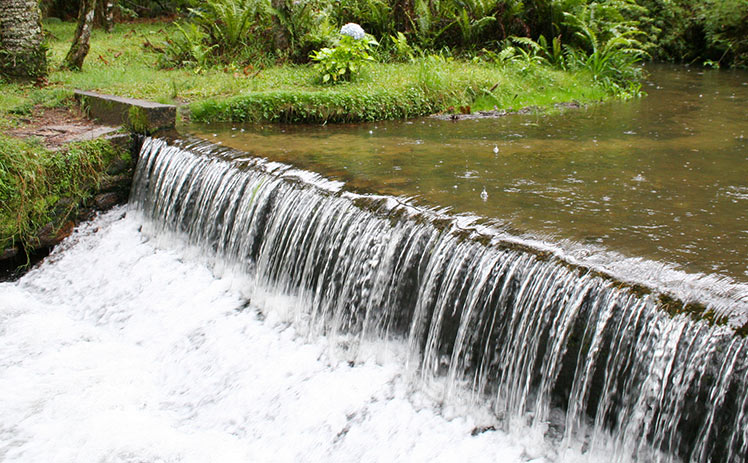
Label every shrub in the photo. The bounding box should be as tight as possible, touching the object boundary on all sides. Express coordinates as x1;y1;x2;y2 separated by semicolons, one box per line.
699;0;748;67
160;23;216;69
188;0;262;55
562;3;648;96
310;23;379;83
637;0;747;67
158;0;271;68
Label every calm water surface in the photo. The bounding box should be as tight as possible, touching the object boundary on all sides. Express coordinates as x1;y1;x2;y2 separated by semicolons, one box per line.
189;65;748;283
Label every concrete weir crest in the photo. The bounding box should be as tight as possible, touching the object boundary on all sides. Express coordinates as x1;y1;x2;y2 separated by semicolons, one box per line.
74;90;176;134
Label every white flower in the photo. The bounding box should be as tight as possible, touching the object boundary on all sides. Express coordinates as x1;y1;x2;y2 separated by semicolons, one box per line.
340;23;366;40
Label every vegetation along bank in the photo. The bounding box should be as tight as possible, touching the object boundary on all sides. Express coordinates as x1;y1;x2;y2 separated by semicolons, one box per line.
0;131;134;279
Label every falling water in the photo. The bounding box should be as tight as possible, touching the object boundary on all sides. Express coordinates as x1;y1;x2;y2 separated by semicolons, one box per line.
123;137;748;462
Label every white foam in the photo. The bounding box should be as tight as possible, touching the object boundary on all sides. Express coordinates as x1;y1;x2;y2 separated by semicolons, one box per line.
1;208;563;463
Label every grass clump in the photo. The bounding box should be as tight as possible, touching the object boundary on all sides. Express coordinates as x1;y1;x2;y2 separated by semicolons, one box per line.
0;135;125;255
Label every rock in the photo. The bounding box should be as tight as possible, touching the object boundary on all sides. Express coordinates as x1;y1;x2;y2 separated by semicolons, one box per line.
1;247;19;261
94;192;120;210
36;222;58;247
36;220;75;248
55;221;75;241
516;105;541;115
53;197;74;211
470;425;496;436
106;158;131;176
104;132;133;153
98;174;132;193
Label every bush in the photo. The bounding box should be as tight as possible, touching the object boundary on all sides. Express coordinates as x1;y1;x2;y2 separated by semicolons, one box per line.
160;23;216;69
638;0;748;67
271;0;338;62
699;0;748;67
561;2;647;96
311;23;378;83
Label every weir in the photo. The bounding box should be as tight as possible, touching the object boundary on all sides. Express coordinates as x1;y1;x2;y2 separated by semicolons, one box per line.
131;137;748;462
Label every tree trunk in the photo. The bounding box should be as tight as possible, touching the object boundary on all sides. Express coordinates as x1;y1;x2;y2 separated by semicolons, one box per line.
63;0;97;70
392;0;415;32
96;0;115;33
270;0;289;52
0;0;48;78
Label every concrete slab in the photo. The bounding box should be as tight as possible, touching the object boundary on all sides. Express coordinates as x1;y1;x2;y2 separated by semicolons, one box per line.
74;90;176;134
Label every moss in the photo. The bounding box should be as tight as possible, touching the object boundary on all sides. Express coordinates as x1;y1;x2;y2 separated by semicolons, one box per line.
0;135;131;258
0;46;48;80
127;105;150;134
656;293;736;332
190;87;437;123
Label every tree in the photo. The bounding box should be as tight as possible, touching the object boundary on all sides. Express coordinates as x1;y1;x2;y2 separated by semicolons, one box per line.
63;0;97;70
0;0;48;78
96;0;115;33
270;0;289;51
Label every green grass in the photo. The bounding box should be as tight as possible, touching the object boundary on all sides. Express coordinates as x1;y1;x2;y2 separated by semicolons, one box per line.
0;135;127;254
190;61;608;123
1;21;610;124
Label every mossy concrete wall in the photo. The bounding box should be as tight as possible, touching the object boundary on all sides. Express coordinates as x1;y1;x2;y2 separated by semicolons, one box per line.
74;90;176;134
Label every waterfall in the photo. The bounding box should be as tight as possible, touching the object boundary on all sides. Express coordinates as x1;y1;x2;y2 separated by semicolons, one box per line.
130;137;748;463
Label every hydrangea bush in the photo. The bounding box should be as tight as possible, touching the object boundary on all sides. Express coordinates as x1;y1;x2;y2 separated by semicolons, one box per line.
311;23;378;83
340;23;366;40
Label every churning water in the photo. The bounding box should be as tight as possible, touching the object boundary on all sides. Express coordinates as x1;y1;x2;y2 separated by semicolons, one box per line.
2;131;747;461
1;207;555;463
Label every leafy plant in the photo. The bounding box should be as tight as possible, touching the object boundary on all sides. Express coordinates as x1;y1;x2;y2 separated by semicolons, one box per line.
158;0;273;67
509;36;550;66
562;4;648;96
698;0;748;67
453;8;496;48
160;23;217;69
388;31;417;62
270;0;337;62
410;0;453;49
188;0;263;55
330;0;395;40
537;35;564;68
311;25;379;83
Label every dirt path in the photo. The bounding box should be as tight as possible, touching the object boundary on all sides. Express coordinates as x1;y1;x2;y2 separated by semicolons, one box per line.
8;106;120;149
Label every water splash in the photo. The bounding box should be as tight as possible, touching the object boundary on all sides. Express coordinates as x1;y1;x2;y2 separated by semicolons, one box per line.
2;208;548;463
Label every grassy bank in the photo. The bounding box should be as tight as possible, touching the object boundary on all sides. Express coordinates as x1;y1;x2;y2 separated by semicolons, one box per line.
2;20;611;126
0;135;131;258
191;61;605;123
